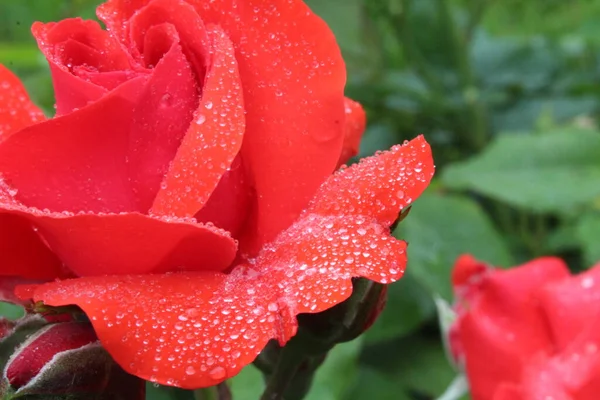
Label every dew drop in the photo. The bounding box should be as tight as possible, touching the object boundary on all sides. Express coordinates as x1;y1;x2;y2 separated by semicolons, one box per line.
185;366;196;375
209;366;226;381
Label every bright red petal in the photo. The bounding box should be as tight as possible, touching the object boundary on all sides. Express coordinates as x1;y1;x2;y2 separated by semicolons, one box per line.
0;65;45;139
337;97;366;167
493;384;523;400
23;272;277;389
518;355;574;400
151;25;244;218
0;214;64;281
308;136;434;226
0;180;236;277
194;154;252;237
552;314;600;398
451;254;490;288
539;264;600;352
0;77;147;213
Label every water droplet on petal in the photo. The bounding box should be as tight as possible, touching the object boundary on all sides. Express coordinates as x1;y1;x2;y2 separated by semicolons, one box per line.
208;366;226;381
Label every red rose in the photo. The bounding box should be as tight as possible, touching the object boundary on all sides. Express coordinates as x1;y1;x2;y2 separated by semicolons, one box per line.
451;255;600;400
0;0;434;389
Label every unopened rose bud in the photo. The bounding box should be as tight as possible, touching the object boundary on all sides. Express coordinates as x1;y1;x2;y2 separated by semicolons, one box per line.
0;316;144;399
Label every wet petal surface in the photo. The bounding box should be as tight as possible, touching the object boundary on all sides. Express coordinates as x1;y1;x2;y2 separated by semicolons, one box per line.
23;140;434;388
308;135;434;226
0;65;45;139
0;180;237;277
151;25;244;218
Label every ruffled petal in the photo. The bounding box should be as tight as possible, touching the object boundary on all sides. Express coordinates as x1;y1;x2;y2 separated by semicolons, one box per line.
0;65;45;139
337;97;366;167
538;265;600;352
151;25;244;218
307;136;434;226
0;181;236;277
0;76;148;213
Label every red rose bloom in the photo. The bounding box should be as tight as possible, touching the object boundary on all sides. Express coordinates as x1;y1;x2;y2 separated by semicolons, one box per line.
451;255;600;400
0;0;434;389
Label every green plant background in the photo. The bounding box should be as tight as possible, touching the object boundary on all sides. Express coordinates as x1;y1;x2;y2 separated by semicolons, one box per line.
1;0;599;399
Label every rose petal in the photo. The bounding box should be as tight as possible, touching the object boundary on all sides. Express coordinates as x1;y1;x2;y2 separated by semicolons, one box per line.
32;19;133;115
451;254;490;289
26;204;409;388
194;154;252;237
518;355;574;400
457;257;570;400
0;214;64;281
307;136;434;226
337;97;366;167
0;181;236;277
126;27;199;211
0;64;45;139
493;383;523;400
549;313;600;398
151;25;244;218
539;264;600;352
0;76;147;213
100;0;347;251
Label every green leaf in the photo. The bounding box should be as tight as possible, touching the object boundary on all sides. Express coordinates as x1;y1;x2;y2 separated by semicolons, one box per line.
343;367;412;400
575;211;600;267
442;128;600;214
364;274;435;344
304;0;363;58
305;339;363;400
362;336;457;397
492;97;597;132
397;192;512;299
0;302;24;320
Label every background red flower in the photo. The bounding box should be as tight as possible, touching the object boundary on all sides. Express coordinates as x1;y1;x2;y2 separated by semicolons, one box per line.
452;255;600;400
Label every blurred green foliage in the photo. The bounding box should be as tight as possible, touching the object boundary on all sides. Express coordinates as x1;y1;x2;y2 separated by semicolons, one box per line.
1;0;600;399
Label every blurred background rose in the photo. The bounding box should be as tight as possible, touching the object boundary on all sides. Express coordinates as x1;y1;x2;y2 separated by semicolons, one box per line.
2;0;600;399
